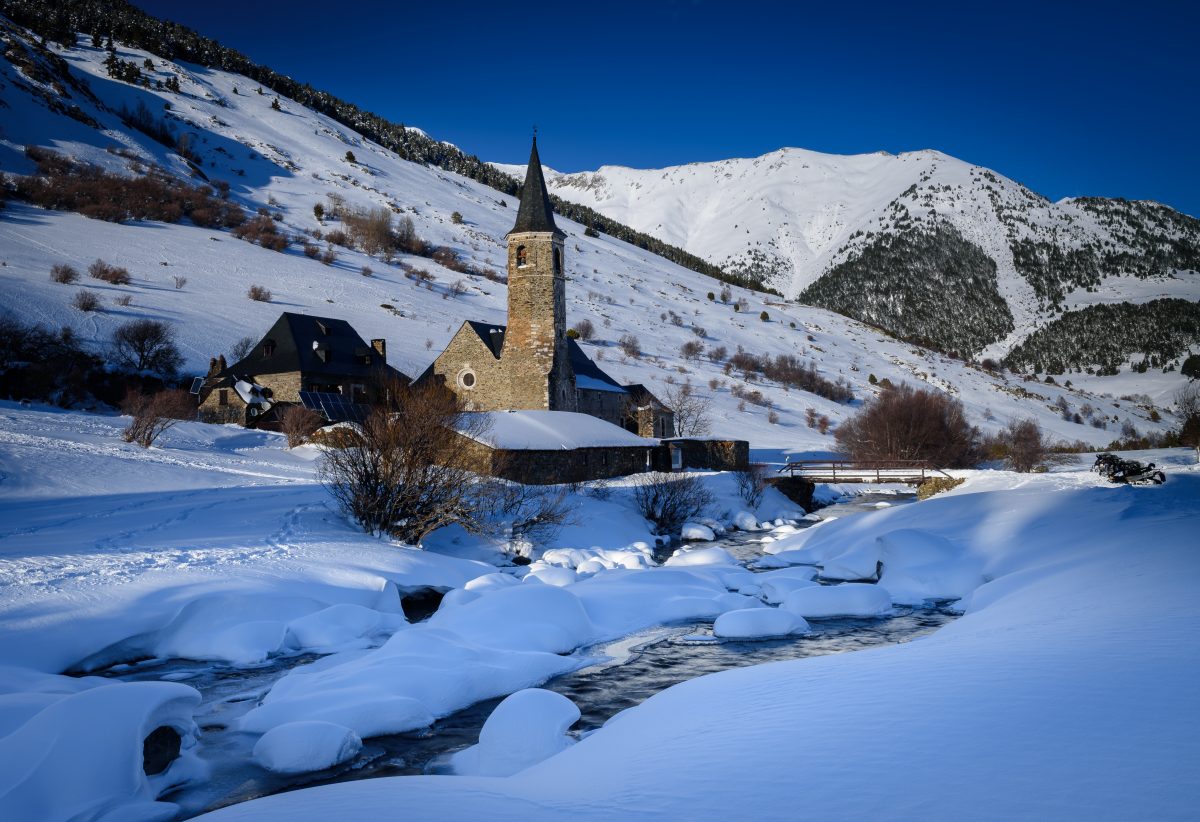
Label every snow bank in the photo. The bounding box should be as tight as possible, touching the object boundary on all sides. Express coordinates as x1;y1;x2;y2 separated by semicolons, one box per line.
0;678;201;822
449;689;580;777
456;411;656;450
285;604;405;652
713;608;809;639
663;546;736;567
252;721;362;775
780;583;893;619
429;584;593;654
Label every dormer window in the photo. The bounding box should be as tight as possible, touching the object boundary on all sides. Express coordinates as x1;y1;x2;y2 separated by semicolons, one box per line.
263;339;276;357
516;245;528;268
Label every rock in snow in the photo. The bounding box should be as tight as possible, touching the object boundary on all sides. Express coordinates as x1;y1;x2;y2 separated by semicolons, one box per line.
713;608;810;639
252;721;362;774
450;688;580;777
680;522;717;541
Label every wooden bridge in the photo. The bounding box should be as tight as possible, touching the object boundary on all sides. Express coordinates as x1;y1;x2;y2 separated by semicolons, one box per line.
776;460;951;485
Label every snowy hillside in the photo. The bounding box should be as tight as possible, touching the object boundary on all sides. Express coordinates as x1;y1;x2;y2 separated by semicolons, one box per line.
516;147;1200;361
0;17;1184;445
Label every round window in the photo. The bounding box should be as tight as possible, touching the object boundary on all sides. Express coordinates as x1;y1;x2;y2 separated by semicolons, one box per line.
459;369;476;389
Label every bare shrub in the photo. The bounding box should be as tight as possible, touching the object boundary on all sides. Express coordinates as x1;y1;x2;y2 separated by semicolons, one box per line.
361;266;373;277
120;388;194;448
448;279;468;299
767;409;780;424
631;471;714;535
72;290;101;311
318;383;491;544
618;333;641;358
571;319;595;341
734;463;769;508
88;259;131;285
663;381;711;436
172;275;187;289
111;318;182;374
247;284;272;302
320;247;337;266
50;264;79;284
232;214;288;251
680;339;704;361
342;206;395;257
230;335;255;361
302;242;320;259
997;418;1045;472
708;345;727;363
114;294;133;306
477;478;573;546
279;404;324;448
834;382;979;468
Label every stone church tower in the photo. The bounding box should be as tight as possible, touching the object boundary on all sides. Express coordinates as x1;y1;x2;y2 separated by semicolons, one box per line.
503;136;576;410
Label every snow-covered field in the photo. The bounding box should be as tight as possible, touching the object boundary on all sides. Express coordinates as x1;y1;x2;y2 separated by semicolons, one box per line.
1;400;1198;820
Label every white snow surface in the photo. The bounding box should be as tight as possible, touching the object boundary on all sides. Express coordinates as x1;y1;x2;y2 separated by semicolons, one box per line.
456;410;656;450
198;467;1200;821
252;721;362;775
448;689;579;778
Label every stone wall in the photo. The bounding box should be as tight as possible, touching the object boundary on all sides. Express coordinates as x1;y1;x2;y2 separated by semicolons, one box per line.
198;385;246;424
455;435;650;485
505;230;575;411
429;325;512;411
659;439;750;472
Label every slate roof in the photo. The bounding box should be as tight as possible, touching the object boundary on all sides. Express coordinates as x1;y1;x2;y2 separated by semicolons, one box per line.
457;321;626;394
226;312;403;382
509;136;564;238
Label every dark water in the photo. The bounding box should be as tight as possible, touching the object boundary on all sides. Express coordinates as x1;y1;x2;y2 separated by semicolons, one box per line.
110;491;942;818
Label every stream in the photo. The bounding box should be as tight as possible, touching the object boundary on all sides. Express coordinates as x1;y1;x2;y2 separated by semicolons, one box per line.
103;490;952;818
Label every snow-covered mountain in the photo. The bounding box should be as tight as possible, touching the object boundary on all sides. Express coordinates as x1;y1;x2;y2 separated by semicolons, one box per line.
0;13;1185;448
515;147;1200;361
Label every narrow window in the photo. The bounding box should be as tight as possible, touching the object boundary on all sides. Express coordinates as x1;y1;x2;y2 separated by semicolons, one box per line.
218;389;228;406
263;340;275;357
516;245;528;267
553;247;561;274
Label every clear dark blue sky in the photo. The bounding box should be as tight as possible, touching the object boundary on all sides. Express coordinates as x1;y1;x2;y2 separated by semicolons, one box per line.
134;0;1199;215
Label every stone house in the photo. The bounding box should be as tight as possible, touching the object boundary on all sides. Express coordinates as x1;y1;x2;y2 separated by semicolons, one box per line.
197;312;406;426
417;137;674;440
452;410;658;485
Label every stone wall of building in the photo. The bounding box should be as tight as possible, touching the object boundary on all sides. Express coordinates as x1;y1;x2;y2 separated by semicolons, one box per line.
658;439;750;472
430;326;512;411
454;435;651;485
198;385;247;424
505;230;576;411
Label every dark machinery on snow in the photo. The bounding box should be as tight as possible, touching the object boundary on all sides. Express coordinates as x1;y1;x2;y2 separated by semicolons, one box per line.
1093;453;1166;485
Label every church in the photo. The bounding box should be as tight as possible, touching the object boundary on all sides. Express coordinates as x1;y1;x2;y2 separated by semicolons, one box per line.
417;137;675;439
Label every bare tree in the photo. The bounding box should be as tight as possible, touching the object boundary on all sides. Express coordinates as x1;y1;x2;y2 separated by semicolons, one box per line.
477;477;574;547
735;463;769;508
662;381;712;437
834;382;979;468
111;319;182;375
631;471;714;535
279;404;323;448
229;335;255;362
571;319;595;341
121;389;194;448
318;383;491;544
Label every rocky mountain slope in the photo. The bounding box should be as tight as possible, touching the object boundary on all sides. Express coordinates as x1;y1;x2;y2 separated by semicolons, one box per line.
521;148;1200;364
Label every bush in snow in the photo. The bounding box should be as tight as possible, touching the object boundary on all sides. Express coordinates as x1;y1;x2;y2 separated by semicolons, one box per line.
618;333;641;358
477;478;574;547
88;259;131;285
571;319;595;341
232;215;288;251
318;382;491;544
835;382;979;468
72;290;101;312
120;388;194;448
111;319;182;375
451;211;464;224
680;339;704;361
992;418;1046;472
279;405;324;448
632;471;714;536
50;263;79;284
247;284;272;302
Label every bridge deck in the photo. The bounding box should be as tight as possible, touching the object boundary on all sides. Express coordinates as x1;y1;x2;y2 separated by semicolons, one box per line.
777;461;950;485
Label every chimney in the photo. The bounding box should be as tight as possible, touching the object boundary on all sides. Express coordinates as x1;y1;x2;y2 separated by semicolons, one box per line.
371;338;386;359
217;354;227;371
208;357;218;376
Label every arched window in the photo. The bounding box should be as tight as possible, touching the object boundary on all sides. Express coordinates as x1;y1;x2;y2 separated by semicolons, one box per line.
516;245;528;268
553;248;562;274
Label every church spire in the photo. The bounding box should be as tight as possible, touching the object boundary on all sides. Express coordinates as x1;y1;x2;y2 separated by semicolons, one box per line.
509;134;563;237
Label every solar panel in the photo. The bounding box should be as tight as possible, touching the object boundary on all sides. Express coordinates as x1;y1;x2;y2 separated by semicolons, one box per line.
189;377;204;395
298;391;368;423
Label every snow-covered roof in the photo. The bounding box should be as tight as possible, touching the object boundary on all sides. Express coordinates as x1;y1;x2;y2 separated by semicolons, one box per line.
457;411;657;450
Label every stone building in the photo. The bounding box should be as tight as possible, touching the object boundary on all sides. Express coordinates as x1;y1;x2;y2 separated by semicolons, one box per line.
419;137;674;439
197;312;406;426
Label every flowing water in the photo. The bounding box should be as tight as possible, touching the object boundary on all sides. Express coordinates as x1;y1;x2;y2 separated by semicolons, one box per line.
104;490;950;818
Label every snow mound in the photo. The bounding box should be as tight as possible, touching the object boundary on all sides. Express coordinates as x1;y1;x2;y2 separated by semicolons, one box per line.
0;679;200;822
680;522;716;541
252;721;362;775
429;584;593;654
759;575;819;604
285;604;403;652
523;564;579;587
713;608;810;639
449;689;580;777
664;547;737;567
781;583;893;618
732;511;760;530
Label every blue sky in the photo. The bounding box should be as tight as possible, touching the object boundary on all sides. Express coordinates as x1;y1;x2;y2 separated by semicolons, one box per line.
134;0;1199;215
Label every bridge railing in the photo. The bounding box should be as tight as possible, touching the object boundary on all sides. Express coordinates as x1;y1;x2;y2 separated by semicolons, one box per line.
776;460;951;484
